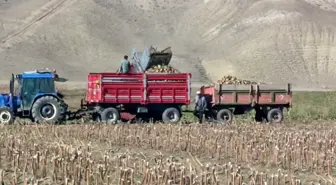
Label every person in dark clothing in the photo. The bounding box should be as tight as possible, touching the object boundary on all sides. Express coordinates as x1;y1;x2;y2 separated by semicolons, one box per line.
194;94;208;123
193;91;201;119
202;94;213;121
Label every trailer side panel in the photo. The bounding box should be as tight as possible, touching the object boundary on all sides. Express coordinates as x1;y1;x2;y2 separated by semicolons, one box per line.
86;73;191;105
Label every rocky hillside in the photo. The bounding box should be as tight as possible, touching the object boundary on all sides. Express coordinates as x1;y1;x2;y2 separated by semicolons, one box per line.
0;0;335;88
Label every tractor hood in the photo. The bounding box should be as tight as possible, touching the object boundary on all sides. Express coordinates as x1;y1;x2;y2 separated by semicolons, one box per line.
0;94;20;108
131;46;172;72
0;94;10;106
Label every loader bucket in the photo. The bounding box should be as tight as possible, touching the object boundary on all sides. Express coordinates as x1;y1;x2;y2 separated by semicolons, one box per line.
132;46;172;72
146;47;173;70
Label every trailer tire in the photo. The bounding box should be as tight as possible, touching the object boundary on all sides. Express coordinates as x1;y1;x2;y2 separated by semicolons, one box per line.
32;96;62;124
100;107;120;124
216;109;233;124
162;107;181;124
0;107;14;124
267;108;283;123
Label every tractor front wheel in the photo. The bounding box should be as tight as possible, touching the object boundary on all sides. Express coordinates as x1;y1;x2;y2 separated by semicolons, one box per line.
31;96;62;123
0;107;14;124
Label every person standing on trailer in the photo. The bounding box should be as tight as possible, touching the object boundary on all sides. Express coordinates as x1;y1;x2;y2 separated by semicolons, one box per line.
119;55;131;74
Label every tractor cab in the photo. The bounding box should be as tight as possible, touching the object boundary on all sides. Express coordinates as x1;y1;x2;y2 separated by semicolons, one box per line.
11;68;67;122
13;69;58;112
0;68;68;124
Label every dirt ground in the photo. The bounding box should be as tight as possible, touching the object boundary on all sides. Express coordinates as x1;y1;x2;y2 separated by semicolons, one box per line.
0;0;336;88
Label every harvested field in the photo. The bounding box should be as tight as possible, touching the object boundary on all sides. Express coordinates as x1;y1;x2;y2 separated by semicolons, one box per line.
0;122;336;184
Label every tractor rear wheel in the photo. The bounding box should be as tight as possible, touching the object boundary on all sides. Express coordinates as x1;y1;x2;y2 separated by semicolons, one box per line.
0;107;14;124
31;96;62;123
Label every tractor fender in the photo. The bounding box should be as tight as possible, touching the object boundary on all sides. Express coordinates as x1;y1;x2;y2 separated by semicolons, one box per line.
30;93;59;109
31;93;69;105
38;92;67;103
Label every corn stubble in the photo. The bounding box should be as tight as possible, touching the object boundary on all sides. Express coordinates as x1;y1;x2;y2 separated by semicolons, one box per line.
0;122;335;184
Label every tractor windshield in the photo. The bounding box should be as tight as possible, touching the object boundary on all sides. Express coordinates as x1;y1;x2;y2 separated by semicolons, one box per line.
21;78;55;94
19;77;55;110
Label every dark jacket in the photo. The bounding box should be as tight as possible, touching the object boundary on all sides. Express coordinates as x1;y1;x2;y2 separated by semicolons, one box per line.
195;96;207;111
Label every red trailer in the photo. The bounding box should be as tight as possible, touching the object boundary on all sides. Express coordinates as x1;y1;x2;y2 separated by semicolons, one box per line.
201;83;292;123
78;72;191;123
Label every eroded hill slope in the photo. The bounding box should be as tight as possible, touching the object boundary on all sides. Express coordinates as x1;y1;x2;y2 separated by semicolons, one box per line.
0;0;336;87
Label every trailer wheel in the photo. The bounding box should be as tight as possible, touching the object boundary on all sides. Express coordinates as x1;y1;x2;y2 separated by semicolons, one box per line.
216;109;233;124
162;107;181;124
0;107;14;124
267;108;283;123
100;107;120;124
32;96;62;123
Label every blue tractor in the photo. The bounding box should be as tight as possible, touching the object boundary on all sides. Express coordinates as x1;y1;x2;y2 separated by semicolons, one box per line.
0;69;68;124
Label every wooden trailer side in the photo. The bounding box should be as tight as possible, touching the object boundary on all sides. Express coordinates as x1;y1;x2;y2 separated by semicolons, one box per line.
201;84;292;106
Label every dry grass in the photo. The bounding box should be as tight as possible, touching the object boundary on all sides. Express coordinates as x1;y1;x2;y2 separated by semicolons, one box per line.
0;122;335;184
